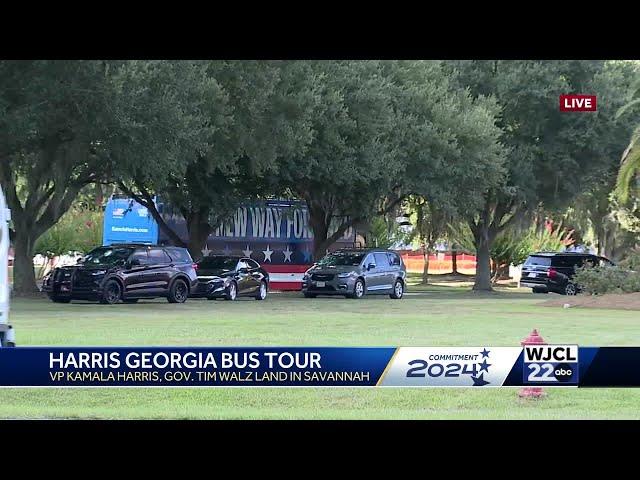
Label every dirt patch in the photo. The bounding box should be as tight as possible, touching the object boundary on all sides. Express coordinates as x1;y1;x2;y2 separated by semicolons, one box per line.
540;292;640;311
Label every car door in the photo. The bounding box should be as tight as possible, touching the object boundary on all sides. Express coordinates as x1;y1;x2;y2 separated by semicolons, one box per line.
146;248;173;293
235;260;253;295
245;258;262;293
123;249;152;296
361;253;380;292
387;252;401;283
374;252;393;292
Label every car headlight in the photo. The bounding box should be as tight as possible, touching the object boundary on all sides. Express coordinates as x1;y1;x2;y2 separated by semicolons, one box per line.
337;272;353;278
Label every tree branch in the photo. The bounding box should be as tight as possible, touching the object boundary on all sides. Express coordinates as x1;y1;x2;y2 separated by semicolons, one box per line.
118;181;186;247
0;158;24;216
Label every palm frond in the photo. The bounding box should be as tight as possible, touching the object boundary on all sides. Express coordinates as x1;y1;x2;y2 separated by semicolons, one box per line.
615;145;640;202
615;98;640;119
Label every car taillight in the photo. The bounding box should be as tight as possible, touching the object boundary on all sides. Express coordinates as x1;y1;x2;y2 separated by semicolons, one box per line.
192;263;199;271
547;268;558;279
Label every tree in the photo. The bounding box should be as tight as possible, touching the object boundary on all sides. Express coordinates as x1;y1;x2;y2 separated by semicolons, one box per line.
0;60;220;294
117;61;318;260
265;61;402;260
33;205;102;278
0;61;116;294
614;75;640;202
272;61;506;260
407;196;451;284
554;61;640;259
448;60;639;291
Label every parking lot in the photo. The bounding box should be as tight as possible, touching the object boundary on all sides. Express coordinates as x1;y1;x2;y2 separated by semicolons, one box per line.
3;283;640;419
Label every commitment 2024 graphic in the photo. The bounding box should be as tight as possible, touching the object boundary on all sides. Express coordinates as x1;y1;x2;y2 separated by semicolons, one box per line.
0;346;638;387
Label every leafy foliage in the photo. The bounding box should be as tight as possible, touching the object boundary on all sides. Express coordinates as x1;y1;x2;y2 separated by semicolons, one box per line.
619;247;640;270
615;74;640;202
446;60;640;290
34;207;102;258
367;216;410;249
573;265;640;295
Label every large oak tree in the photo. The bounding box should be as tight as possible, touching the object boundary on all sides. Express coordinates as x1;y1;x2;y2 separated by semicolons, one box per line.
0;60;220;294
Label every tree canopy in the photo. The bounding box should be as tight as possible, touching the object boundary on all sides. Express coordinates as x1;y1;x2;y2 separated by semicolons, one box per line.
3;60;639;295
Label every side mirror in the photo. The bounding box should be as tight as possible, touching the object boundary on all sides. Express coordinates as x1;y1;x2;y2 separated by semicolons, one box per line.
129;258;141;267
76;257;84;264
238;268;248;274
367;263;376;271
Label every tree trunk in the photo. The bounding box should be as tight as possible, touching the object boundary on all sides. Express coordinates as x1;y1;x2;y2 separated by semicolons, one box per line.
596;225;606;257
310;218;330;261
307;200;332;261
492;263;510;284
422;248;430;284
186;221;212;262
451;248;458;274
472;226;494;292
12;230;39;296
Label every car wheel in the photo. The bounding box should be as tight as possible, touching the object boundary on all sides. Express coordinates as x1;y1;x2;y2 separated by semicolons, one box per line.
303;292;316;298
100;280;122;305
350;279;365;299
564;283;577;296
532;287;548;294
123;298;139;304
48;294;71;304
255;281;268;300
224;282;237;301
389;279;404;299
167;279;189;303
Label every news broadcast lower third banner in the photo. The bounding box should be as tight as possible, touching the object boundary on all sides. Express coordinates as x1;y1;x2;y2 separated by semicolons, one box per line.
0;346;639;387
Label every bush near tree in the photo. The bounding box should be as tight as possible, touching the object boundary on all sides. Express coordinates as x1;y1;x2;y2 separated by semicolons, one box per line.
573;265;640;295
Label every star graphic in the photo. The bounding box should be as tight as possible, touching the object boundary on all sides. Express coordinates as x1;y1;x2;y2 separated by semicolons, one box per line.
478;359;491;373
222;245;232;256
472;373;490;386
283;245;293;263
480;348;490;358
302;249;312;263
242;244;253;258
201;245;211;257
262;245;273;262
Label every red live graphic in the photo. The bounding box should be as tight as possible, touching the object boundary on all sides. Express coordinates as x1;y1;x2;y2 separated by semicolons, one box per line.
559;94;597;112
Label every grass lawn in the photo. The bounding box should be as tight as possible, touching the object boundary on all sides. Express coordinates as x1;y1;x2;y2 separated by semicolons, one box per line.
2;282;640;419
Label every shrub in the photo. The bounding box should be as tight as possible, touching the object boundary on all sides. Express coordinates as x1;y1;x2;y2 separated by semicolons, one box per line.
573;265;640;295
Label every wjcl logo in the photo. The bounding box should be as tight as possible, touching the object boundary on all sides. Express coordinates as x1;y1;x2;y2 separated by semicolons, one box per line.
523;345;579;384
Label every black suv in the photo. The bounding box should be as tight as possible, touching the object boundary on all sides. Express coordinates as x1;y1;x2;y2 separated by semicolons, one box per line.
520;252;615;295
42;244;198;304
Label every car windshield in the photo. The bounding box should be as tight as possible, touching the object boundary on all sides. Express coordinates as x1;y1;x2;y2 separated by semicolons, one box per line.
199;257;238;270
83;247;134;266
317;252;365;267
524;256;552;267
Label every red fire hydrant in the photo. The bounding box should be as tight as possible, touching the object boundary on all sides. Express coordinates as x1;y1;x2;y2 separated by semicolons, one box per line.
518;329;547;399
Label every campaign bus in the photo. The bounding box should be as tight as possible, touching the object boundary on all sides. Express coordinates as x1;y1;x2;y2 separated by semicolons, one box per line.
103;196;358;290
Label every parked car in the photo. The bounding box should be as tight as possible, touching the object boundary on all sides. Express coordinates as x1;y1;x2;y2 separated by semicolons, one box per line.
520;252;615;295
191;255;269;301
41;244;198;304
302;248;406;299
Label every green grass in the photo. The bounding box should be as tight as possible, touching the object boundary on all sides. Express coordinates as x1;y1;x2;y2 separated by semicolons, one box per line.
3;286;640;419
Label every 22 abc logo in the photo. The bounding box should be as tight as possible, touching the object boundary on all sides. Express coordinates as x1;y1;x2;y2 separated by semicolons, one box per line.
523;345;578;384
